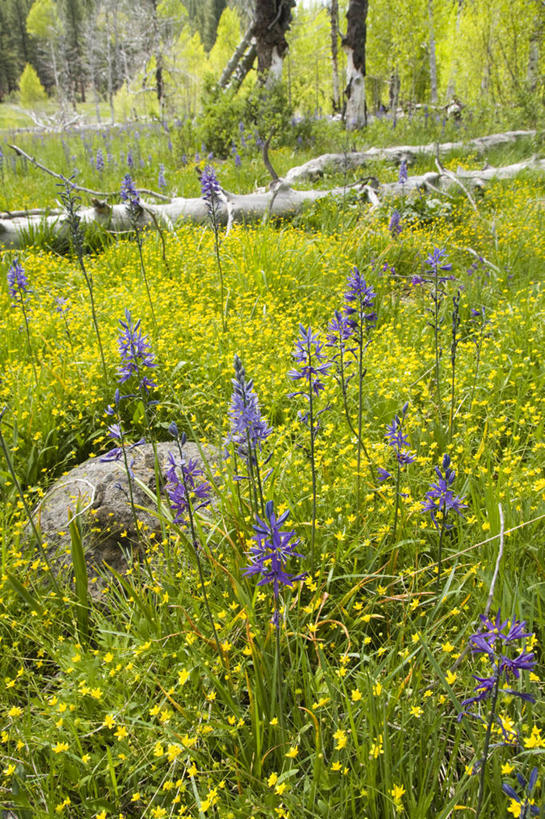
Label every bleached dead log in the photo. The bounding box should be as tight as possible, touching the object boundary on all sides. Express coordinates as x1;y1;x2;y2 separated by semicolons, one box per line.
3;156;545;250
283;130;537;184
0;182;374;250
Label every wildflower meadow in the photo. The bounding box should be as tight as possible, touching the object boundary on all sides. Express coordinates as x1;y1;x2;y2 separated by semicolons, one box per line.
0;117;544;818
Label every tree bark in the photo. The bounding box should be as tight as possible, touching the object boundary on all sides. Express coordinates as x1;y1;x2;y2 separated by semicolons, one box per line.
254;0;296;85
527;6;545;93
219;24;256;88
342;0;369;130
329;0;341;113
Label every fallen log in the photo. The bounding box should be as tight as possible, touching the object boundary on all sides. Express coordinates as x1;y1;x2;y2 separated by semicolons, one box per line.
2;156;545;250
0;181;379;249
283;130;537;184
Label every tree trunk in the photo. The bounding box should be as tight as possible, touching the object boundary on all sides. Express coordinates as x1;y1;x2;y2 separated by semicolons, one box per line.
231;43;258;91
527;7;545;93
254;0;296;85
428;0;438;105
329;0;341;113
149;0;164;116
219;24;256;88
342;0;368;130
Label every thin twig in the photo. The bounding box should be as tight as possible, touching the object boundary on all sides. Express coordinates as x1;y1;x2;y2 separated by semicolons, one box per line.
435;157;479;214
9;144;172;202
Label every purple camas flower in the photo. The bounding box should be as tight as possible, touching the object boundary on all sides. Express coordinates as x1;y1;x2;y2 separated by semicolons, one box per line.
229;354;272;463
389;208;402;237
459;610;536;720
120;174;140;208
7;258;29;302
55;296;69;315
422;453;466;528
165;451;211;526
385;403;415;465
117;309;156;392
502;769;540;817
425;247;454;281
243;500;306;601
288;324;332;398
344;268;377;337
127;149;134;169
326;309;354;350
158;164;166;189
200;165;221;204
95;149;104;172
398;158;408;185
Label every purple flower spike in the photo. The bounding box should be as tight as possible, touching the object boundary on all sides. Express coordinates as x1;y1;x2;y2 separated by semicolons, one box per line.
120;174;140;208
165;451;211;526
421;452;466;528
288;324;332;397
117;309;156;392
425;247;454;281
385;409;415;466
158;164;166;189
344;268;377;339
7;258;29;302
229;354;272;463
459;610;537;724
389;208;402;237
200;165;221;204
398;158;408;185
243;500;306;601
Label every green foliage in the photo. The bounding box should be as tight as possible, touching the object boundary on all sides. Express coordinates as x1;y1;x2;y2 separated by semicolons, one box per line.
198;78;248;157
18;62;47;104
26;0;59;40
198;80;294;158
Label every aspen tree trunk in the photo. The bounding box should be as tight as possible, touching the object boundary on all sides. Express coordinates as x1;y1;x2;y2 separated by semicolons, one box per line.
527;6;545;92
329;0;341;112
342;0;369;130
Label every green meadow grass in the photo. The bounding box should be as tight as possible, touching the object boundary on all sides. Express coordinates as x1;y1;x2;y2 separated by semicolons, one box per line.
0;117;544;818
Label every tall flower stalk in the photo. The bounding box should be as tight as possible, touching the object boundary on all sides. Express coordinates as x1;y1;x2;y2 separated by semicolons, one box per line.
424;248;453;412
121;174;158;333
102;391;146;547
422;453;466;592
243;501;306;726
449;289;462;442
288;325;331;565
381;402;415;542
228;354;272;517
344;268;377;498
166;424;225;669
7;259;37;384
59;179;108;382
201;166;227;332
458;611;536;819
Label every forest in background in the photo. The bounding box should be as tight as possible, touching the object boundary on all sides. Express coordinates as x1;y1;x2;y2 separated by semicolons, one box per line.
1;0;545;127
